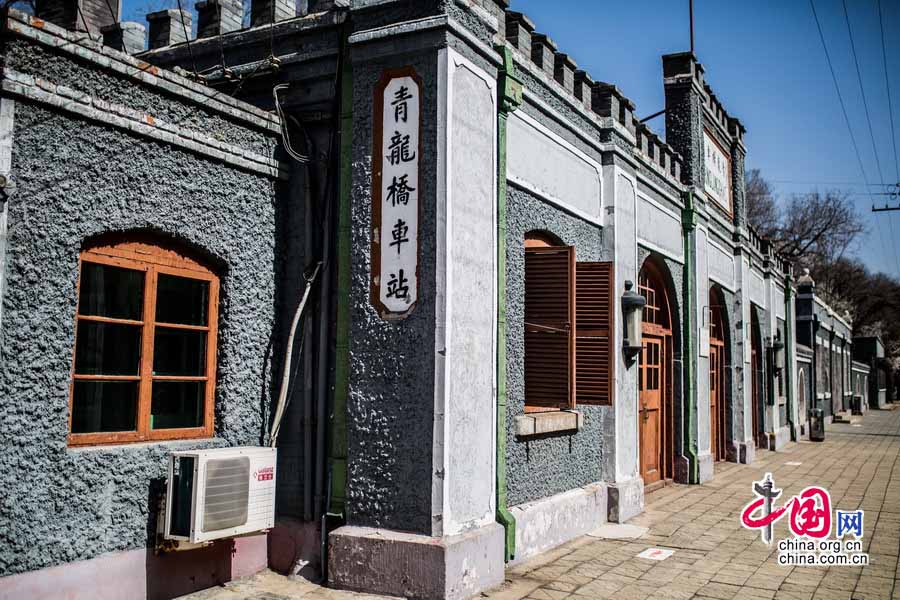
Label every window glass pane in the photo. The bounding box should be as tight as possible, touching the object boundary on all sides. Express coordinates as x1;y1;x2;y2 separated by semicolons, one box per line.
75;322;142;375
153;328;207;376
151;381;205;429
71;381;138;433
79;263;144;320
156;274;209;326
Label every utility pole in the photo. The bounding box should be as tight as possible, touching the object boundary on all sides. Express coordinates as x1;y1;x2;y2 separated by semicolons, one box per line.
689;0;695;54
870;183;900;212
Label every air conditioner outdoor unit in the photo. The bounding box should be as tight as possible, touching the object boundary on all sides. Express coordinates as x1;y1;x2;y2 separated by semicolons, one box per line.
163;446;277;544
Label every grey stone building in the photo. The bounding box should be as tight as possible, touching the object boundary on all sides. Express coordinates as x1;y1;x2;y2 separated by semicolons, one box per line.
795;269;857;423
0;1;856;599
0;7;288;599
853;336;892;410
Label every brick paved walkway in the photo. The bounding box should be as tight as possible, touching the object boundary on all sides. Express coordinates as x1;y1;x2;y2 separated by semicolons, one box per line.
488;408;900;600
183;408;900;600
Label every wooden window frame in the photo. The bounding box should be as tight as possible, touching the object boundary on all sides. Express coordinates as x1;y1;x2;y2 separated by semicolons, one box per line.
68;240;219;447
524;234;576;413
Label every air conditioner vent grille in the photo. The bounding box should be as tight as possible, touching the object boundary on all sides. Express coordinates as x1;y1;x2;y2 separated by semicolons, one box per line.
202;457;249;532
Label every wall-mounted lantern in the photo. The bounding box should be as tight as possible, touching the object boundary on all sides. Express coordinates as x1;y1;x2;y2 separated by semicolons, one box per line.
768;330;785;375
622;280;646;362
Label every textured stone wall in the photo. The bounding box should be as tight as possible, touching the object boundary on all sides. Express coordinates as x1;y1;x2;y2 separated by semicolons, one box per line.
5;41;275;158
346;48;439;535
505;186;609;507
0;19;283;576
0;103;280;577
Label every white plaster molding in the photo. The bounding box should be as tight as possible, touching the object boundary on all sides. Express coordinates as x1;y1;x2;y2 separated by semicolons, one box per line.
508;110;603;226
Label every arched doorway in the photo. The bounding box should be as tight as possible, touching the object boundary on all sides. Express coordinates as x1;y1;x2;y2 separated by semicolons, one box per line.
750;307;764;448
638;259;674;489
709;288;727;462
798;369;807;426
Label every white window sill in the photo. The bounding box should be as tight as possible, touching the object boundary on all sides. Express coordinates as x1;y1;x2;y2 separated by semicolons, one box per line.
515;410;583;437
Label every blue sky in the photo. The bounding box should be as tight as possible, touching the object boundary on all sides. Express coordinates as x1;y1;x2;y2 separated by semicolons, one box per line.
509;0;900;277
118;0;900;276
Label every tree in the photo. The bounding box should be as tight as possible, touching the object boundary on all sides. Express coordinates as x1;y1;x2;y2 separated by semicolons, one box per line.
744;171;866;271
745;169;780;239
776;190;865;270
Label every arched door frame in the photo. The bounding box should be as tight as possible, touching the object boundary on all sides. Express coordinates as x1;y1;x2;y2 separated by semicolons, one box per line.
798;368;808;425
638;257;676;490
750;305;765;448
708;285;730;462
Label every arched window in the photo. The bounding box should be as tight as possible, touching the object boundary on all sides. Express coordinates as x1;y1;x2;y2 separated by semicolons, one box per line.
69;237;219;446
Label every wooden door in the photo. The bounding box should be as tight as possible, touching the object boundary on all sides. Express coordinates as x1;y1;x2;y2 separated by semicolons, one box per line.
750;310;763;448
640;336;664;485
709;297;727;462
710;344;720;461
710;343;726;461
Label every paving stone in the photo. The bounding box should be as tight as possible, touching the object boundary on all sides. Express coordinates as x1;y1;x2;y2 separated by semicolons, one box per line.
696;581;744;599
174;411;900;600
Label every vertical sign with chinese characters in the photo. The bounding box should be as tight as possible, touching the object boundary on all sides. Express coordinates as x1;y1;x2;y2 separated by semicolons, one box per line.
372;68;422;319
703;129;732;214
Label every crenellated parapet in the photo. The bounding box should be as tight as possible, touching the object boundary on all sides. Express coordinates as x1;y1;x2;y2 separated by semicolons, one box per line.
503;8;684;191
634;119;683;183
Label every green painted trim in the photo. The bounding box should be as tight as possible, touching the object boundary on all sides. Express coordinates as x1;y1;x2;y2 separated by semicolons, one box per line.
328;45;353;519
784;277;795;435
681;191;699;484
496;46;522;563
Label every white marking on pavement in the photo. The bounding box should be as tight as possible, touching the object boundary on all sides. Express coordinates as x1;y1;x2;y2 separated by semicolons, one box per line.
637;548;674;561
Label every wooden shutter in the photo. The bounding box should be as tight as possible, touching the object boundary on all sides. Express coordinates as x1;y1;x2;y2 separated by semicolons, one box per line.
575;262;614;405
524;246;575;410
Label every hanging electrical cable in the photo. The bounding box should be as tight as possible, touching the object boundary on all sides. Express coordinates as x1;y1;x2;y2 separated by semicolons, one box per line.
74;3;97;41
213;0;232;81
270;262;322;447
174;0;199;78
273;84;311;163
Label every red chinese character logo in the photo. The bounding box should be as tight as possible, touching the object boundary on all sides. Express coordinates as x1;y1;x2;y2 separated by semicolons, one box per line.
741;475;833;543
789;487;831;538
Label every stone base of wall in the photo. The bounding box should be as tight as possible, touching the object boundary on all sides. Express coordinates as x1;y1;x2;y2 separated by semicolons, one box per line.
0;534;268;600
268;518;320;580
697;452;715;483
328;523;504;600
606;476;644;523
510;483;607;565
768;426;791;451
736;441;756;465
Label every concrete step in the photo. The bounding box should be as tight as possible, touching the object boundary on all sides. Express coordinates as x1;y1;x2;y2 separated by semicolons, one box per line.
833;410;862;424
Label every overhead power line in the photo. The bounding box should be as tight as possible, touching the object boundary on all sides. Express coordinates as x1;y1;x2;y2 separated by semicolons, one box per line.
809;0;873;197
809;0;896;275
843;0;900;274
877;0;900;183
842;0;886;188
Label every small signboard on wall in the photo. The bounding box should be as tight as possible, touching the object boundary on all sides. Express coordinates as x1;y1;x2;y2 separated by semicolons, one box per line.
700;326;710;358
703;129;732;214
372;68;422;320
